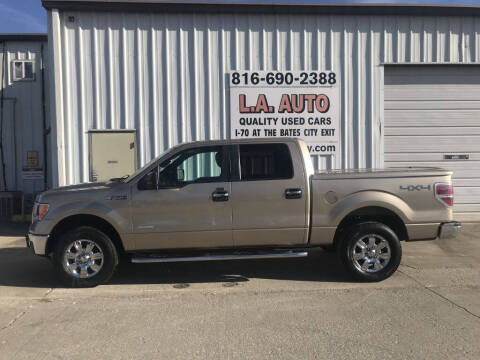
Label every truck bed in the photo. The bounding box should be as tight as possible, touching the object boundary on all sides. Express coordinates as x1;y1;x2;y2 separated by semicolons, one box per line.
309;165;453;237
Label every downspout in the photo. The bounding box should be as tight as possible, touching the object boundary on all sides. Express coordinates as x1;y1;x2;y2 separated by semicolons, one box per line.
40;43;49;190
0;41;7;191
12;98;17;190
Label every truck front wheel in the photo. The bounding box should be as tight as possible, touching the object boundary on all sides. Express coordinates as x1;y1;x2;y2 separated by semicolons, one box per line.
53;226;119;287
338;222;402;282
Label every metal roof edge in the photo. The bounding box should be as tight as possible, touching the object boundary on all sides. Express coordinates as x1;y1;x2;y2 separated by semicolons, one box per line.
41;1;480;16
0;34;48;42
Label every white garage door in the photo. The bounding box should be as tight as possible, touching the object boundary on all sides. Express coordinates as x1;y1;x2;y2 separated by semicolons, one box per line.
385;66;480;221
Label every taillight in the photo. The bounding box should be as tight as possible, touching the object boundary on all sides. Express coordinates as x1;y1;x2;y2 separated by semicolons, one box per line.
435;183;454;207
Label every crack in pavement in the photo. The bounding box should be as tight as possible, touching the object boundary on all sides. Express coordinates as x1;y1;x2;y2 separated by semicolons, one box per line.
398;269;480;321
0;307;31;333
400;263;417;270
0;288;54;334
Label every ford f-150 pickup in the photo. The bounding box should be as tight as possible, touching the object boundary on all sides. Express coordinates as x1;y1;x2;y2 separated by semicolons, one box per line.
27;138;461;287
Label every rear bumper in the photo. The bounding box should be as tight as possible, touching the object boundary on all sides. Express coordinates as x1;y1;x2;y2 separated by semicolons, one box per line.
438;222;462;239
26;233;49;255
406;222;461;241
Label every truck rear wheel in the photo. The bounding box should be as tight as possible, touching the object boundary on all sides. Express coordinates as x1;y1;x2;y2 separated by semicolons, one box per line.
338;222;402;282
53;226;118;287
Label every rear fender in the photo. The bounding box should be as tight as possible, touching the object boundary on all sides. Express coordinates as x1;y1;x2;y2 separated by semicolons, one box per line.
330;191;414;226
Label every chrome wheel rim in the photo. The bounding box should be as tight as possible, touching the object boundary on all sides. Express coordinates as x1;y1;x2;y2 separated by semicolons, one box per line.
63;240;104;279
352;234;391;273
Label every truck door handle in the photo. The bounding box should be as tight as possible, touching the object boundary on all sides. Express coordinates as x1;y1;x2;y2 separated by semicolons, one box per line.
212;189;229;202
285;188;302;199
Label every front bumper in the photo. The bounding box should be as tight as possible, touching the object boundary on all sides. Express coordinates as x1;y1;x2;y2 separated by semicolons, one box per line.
438;222;462;239
26;233;49;255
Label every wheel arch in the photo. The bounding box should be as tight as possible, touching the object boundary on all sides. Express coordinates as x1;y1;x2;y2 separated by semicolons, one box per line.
332;206;408;248
46;214;125;257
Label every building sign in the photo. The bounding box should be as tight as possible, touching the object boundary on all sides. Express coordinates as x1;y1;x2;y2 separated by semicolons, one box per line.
229;71;340;154
26;151;39;167
22;168;44;180
23;150;43;180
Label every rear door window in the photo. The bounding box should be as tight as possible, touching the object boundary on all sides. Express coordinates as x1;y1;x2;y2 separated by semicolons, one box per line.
239;143;293;181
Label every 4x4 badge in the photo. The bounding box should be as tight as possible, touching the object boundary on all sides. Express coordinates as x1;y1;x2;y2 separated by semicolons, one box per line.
400;185;431;191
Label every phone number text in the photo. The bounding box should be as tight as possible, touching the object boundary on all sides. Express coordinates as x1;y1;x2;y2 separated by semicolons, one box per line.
230;71;337;86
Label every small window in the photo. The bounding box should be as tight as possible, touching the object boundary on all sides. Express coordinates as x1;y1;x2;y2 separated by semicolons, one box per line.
239;143;293;181
138;169;158;191
12;60;35;81
14;62;23;79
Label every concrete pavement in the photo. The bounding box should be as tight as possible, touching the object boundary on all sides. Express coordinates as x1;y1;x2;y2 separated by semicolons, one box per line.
0;222;479;359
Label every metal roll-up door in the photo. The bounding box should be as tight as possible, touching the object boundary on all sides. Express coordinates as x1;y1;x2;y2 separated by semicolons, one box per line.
385;66;480;221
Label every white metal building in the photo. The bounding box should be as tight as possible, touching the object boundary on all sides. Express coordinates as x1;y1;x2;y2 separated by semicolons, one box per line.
42;0;480;221
0;34;50;214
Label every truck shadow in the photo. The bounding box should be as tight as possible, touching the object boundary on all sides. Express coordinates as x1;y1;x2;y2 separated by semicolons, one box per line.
0;246;351;288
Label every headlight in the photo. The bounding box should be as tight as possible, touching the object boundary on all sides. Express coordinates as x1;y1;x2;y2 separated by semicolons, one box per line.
33;203;50;221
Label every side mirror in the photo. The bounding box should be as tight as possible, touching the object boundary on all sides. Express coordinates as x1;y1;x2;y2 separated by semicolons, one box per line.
177;168;185;182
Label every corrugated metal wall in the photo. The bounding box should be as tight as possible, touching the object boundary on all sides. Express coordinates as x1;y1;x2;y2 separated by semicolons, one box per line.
0;40;49;196
47;10;480;186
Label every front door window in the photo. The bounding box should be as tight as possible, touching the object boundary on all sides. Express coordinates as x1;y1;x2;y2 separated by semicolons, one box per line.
137;146;228;191
158;146;226;188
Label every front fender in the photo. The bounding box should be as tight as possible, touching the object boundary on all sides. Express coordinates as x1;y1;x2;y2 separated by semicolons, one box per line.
32;200;127;236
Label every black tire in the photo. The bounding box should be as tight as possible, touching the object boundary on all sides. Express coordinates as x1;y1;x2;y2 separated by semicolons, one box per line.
338;222;402;282
53;226;118;288
320;245;336;253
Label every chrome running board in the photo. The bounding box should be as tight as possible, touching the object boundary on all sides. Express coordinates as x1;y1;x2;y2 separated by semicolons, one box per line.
131;251;308;263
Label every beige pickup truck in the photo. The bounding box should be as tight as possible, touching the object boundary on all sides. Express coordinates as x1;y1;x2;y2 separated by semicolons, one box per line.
27;138;460;287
